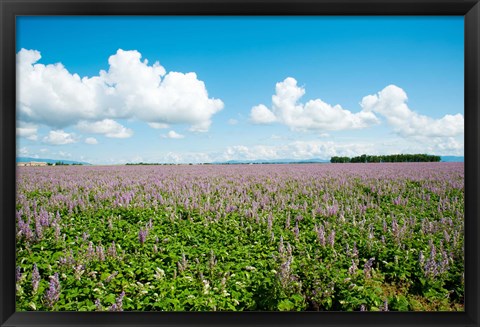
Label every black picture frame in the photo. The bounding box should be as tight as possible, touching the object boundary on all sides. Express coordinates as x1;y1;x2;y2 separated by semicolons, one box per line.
1;0;479;326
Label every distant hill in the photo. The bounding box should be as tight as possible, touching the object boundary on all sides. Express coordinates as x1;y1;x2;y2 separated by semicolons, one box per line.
213;157;465;165
213;158;330;165
440;156;464;162
17;157;91;165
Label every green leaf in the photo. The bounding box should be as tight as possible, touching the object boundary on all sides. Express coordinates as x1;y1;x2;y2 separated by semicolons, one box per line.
104;293;116;304
278;299;295;311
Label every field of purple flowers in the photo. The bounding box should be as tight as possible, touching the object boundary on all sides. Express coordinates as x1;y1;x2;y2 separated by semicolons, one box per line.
15;163;464;311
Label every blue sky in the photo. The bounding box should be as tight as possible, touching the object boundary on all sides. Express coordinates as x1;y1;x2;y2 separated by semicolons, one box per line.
16;16;464;164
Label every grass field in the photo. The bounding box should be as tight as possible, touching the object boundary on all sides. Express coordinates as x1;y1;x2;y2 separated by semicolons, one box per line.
15;163;464;311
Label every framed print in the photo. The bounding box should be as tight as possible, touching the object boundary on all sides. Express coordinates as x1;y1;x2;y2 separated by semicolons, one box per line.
1;0;479;326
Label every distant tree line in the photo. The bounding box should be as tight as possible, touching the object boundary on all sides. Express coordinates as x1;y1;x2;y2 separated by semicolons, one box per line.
47;162;83;166
126;162;170;165
330;154;441;163
125;163;194;165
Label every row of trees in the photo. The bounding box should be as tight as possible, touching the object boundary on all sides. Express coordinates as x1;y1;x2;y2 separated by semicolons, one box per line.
330;154;441;163
47;162;83;166
125;163;194;165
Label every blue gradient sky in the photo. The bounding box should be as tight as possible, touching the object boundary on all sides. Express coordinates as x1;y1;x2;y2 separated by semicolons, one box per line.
16;16;464;164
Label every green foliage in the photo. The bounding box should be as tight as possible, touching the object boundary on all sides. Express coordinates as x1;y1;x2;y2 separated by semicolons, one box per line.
331;154;441;163
15;164;464;311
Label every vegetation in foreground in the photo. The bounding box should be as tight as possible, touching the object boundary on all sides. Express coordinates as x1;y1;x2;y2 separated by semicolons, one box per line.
15;163;464;311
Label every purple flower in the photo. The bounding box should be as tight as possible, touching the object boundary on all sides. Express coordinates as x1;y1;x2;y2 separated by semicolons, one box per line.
277;242;295;289
44;272;61;308
95;299;103;311
441;250;450;273
419;251;425;266
225;205;237;213
16;266;22;282
53;221;61;240
38;209;50;227
109;291;125;311
348;259;357;275
17;218;34;241
109;303;119;311
86;241;95;260
107;241;117;258
138;228;148;245
393;195;402;206
315;224;325;246
34;218;43;240
352;242;358;257
381;299;389;312
267;213;273;232
429;240;437;260
391;218;399;237
293;222;299;239
73;265;85;280
59;250;76;267
443;230;450;243
96;245;105;261
278;236;285;254
278;255;293;288
364;257;375;279
105;271;118;283
177;253;188;272
327;230;335;247
368;225;374;240
32;264;40;294
327;204;338;217
422;239;450;278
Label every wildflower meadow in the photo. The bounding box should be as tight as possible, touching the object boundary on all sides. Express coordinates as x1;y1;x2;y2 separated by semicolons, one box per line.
15;163;464;311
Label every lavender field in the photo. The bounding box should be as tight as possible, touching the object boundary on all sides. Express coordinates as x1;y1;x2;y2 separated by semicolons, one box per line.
15;163;464;311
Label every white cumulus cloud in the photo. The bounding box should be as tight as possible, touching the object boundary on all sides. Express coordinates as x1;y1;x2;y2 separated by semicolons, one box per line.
148;122;169;129
17;48;224;133
163;130;185;139
43;130;77;145
57;151;72;158
76;119;133;138
250;104;277;124
85;137;98;145
17;49;99;127
18;147;29;156
250;77;379;131
17;121;38;140
220;141;378;162
162;152;212;164
397;136;464;156
360;84;464;138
